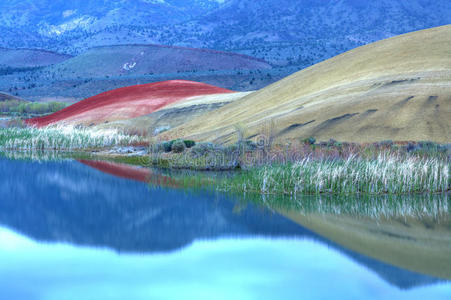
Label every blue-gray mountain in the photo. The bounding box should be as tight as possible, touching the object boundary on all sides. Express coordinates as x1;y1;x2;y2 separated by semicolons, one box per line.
0;0;450;67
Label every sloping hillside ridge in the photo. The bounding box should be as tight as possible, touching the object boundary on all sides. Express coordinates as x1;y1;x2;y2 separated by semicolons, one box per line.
0;92;26;102
162;25;451;144
45;44;272;78
0;48;71;68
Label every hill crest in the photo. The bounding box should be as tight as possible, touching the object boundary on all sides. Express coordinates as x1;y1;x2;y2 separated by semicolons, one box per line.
160;25;451;144
26;80;233;127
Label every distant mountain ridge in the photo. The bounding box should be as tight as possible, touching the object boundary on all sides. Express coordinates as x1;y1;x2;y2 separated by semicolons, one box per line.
0;91;25;102
1;0;450;100
0;47;71;68
0;0;450;68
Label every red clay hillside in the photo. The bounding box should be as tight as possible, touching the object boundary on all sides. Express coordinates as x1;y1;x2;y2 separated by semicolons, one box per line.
26;80;233;127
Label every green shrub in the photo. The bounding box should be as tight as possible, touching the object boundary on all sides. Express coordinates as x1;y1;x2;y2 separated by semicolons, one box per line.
183;140;196;148
191;142;216;156
172;140;186;153
163;141;173;152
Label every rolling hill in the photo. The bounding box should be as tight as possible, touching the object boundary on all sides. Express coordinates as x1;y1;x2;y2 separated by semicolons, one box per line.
26;80;233;127
45;44;271;78
0;92;26;102
0;48;71;68
0;44;273;101
160;25;451;144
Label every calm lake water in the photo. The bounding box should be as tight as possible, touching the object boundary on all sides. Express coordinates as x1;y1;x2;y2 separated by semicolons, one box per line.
0;157;450;300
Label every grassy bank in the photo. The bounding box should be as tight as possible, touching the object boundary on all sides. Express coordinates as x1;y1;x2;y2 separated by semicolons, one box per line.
0;127;142;151
101;140;451;195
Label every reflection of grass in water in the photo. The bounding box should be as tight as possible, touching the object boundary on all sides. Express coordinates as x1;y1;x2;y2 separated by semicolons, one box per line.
0;150;94;162
239;193;450;219
3;150;449;218
142;168;450;219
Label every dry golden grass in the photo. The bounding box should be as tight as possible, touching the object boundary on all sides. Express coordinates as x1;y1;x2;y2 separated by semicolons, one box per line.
162;25;451;144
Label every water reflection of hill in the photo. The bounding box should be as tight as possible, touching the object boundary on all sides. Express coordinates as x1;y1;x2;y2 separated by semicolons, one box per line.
239;193;451;280
0;158;447;290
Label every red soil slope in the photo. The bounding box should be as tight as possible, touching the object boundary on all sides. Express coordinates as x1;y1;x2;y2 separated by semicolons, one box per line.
27;80;232;127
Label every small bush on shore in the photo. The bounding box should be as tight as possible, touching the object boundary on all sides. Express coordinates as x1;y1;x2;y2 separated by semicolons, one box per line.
152;139;196;153
163;141;173;152
172;140;186;153
183;140;196;148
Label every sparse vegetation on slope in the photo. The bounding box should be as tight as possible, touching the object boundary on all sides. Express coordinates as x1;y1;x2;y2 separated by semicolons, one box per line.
0;99;67;116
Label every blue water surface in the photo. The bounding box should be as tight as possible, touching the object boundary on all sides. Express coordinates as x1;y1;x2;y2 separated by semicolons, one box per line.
0;158;449;300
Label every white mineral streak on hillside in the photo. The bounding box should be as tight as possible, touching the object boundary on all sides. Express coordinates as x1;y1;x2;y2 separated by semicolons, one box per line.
123;62;137;71
40;16;97;36
163;91;253;109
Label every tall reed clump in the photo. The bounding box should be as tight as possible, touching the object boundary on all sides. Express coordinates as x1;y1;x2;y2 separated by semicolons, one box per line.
0;126;142;151
220;154;450;195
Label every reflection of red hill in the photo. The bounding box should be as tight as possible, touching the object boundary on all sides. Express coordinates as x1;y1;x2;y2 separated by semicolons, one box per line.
27;80;232;127
78;160;179;188
79;160;150;182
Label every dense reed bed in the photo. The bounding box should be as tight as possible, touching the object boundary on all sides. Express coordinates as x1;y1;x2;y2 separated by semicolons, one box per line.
0;126;142;150
219;154;450;195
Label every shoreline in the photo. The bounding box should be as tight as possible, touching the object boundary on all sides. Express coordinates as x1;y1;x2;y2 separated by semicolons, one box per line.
0;125;449;196
2;146;449;196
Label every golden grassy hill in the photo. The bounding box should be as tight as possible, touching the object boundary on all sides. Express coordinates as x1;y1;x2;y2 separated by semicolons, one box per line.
161;25;451;144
